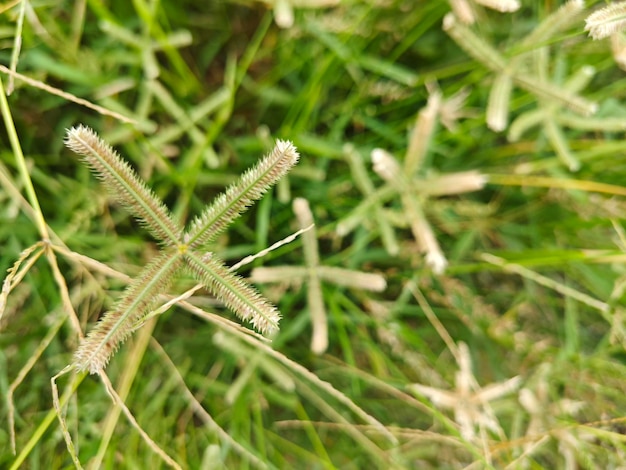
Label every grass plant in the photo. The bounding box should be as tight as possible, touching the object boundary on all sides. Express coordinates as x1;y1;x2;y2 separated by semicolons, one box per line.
3;1;626;468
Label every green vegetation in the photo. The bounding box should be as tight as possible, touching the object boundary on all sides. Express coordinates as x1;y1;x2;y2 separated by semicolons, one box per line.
2;0;626;468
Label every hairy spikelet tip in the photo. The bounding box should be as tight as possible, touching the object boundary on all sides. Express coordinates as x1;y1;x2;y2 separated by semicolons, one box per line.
274;139;300;166
585;2;626;40
250;305;281;336
73;326;122;374
65;124;103;155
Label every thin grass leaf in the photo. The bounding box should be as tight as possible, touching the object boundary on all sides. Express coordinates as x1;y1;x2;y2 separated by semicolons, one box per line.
151;339;270;469
481;253;611;316
213;332;295;393
99;373;183;469
73;250;184;374
185;140;300;248
6;0;26;95
51;368;86;469
184;250;281;335
8;311;65;453
65;125;182;245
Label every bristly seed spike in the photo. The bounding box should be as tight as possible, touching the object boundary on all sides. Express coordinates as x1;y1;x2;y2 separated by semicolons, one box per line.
185;140;300;249
65;125;182;246
66;126;300;373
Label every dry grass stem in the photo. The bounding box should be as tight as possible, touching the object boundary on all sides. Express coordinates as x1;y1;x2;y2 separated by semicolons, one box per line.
0;65;136;123
0;241;46;323
151;339;269;469
99;372;182;469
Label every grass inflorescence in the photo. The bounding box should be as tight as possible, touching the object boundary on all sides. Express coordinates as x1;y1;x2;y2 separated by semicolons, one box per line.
2;1;626;468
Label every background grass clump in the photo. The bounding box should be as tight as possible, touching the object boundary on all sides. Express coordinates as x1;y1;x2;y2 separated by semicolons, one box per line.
2;0;626;468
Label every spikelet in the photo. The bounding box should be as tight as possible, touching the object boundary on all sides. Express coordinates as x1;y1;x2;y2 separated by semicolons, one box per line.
74;250;183;374
586;1;626;40
67;127;300;372
184;252;281;335
65;125;181;245
185;140;300;248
